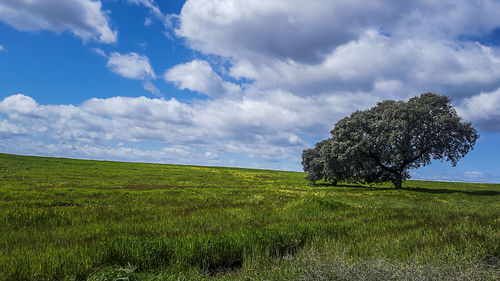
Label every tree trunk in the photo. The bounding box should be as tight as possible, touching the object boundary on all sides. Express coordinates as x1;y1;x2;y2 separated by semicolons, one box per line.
393;173;402;189
332;179;338;186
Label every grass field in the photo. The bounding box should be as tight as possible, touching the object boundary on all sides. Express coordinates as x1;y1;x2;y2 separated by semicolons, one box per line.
0;153;499;280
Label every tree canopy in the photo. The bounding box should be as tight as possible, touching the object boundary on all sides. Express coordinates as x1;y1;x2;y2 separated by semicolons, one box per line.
302;93;479;188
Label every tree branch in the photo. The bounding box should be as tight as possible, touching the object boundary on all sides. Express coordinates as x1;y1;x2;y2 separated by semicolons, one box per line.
368;151;397;173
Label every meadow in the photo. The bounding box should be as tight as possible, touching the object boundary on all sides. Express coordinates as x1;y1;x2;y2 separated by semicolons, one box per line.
0;153;498;280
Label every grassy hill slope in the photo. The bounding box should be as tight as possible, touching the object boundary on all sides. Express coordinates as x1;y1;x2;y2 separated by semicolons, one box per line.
0;153;499;280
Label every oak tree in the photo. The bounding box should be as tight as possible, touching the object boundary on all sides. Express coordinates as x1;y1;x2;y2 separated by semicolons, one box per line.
303;93;479;188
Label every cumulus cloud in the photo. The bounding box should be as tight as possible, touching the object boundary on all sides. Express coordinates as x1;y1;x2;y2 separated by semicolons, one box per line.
0;94;38;115
90;49;161;96
172;0;500;133
0;119;26;137
104;52;162;97
457;88;500;131
0;0;117;43
0;92;357;167
229;32;500;99
176;0;500;63
176;0;418;63
165;60;241;99
0;136;217;166
107;52;155;80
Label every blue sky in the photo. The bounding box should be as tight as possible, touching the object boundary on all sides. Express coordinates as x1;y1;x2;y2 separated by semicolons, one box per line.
1;0;500;182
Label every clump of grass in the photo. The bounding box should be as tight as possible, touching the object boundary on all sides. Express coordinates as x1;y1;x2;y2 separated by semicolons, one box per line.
277;247;500;281
213;245;499;281
87;265;136;281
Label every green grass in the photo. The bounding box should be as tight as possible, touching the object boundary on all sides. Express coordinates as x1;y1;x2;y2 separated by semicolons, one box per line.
0;153;499;280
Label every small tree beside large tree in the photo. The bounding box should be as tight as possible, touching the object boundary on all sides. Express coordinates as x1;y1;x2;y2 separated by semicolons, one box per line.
302;93;479;188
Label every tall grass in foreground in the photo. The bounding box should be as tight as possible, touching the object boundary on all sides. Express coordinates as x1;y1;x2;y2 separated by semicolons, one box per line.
0;153;499;280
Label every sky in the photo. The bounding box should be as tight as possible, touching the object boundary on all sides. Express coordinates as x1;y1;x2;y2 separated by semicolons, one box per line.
0;0;500;183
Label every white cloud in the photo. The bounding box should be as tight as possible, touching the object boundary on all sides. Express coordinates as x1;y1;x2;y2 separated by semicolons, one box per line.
0;94;38;115
165;60;241;99
228;32;500;99
80;95;192;125
142;80;162;97
172;0;500;132
0;119;26;137
204;151;218;159
457;88;500;131
127;0;163;21
89;50;162;96
126;0;176;32
464;171;484;179
0;93;353;167
176;0;420;64
91;48;106;57
107;52;155;80
0;136;219;166
0;45;4;52
105;52;162;96
0;0;117;43
176;0;500;63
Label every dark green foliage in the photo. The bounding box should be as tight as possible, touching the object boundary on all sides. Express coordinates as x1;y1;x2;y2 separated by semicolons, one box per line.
302;140;345;185
301;143;325;183
303;93;479;188
0;153;498;280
